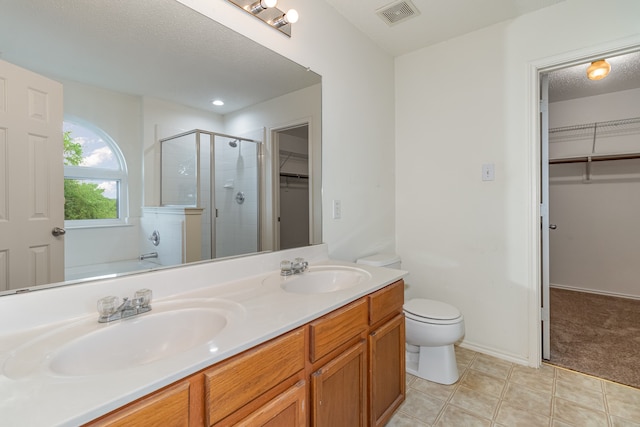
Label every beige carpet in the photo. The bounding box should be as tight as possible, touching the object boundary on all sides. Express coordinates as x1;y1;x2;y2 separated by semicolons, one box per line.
549;287;640;389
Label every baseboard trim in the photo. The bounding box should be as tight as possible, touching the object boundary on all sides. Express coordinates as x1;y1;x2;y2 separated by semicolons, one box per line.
457;341;533;368
550;283;640;301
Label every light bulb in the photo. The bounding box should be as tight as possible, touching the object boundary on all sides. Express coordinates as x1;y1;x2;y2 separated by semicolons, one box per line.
285;9;299;24
248;0;277;14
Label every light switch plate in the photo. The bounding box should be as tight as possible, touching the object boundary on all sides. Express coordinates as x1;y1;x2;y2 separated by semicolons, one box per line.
482;163;495;181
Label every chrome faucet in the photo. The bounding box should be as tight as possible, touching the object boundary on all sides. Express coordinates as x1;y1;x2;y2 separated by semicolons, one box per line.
97;289;152;323
280;257;308;276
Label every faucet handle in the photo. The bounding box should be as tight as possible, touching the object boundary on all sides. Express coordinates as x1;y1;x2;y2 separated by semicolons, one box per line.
293;257;308;271
280;260;293;276
134;288;153;307
97;296;119;317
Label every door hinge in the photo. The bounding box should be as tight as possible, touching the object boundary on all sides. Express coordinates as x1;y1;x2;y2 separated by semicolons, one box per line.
540;306;549;322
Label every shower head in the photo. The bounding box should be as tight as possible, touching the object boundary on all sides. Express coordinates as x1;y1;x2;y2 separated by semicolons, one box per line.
229;139;238;148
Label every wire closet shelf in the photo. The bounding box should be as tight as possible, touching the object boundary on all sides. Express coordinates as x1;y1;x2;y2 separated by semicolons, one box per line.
549;116;640;164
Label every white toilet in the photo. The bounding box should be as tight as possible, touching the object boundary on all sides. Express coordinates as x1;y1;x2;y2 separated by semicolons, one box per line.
356;253;465;385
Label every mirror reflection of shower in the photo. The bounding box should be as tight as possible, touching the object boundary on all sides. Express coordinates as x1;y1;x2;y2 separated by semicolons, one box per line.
159;130;261;261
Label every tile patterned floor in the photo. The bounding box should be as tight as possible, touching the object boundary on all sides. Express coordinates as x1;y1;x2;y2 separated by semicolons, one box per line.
387;347;640;426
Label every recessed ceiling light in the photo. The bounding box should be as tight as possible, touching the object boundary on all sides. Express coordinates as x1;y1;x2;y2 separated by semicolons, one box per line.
212;99;224;106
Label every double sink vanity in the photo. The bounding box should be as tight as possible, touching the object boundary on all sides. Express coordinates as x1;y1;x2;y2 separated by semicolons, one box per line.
0;244;407;426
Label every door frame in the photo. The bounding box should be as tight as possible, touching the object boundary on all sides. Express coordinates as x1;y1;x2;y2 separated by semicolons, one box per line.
269;119;313;251
528;36;640;366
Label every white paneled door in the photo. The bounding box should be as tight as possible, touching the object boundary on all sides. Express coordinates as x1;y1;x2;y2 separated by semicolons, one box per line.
0;60;64;292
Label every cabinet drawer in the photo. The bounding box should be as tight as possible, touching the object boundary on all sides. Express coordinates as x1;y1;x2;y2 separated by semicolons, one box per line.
205;328;306;425
369;280;404;326
309;298;368;363
85;381;190;427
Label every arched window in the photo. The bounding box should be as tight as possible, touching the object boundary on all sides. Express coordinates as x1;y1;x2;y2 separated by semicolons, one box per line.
63;120;129;226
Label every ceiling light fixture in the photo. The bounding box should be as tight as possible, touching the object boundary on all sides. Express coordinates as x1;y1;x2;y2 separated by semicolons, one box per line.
227;0;298;37
212;100;224;106
586;60;611;80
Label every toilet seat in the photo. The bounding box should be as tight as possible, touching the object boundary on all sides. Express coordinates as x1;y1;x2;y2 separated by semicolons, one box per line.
404;299;462;325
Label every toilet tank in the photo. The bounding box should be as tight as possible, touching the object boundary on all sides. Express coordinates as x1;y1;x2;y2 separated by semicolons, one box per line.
356;253;401;269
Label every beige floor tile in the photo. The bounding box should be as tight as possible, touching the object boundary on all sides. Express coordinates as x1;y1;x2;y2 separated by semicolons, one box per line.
449;385;500;419
460;369;506;397
503;382;552;416
555;368;604;393
406;373;416;389
398;388;445;425
610;415;640;427
551;420;574;427
456;346;477;366
553;397;609;427
411;376;458;401
523;363;557;379
605;381;640;405
495;401;551;427
386;411;429;427
435;404;491;427
554;379;605;412
509;366;555;394
470;354;514;379
607;395;640;423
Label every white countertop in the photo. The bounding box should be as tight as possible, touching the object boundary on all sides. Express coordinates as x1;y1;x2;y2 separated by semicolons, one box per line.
0;245;407;427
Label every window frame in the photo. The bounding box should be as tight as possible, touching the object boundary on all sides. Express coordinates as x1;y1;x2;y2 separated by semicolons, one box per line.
63;120;130;228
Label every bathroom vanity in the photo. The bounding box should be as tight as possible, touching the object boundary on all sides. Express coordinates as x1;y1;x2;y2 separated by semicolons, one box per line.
0;245;407;426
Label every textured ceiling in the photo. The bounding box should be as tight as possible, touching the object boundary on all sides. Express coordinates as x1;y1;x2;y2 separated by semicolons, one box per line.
548;51;640;102
0;0;320;114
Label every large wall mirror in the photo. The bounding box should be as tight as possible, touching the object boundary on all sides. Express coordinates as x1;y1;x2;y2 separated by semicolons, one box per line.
0;0;322;295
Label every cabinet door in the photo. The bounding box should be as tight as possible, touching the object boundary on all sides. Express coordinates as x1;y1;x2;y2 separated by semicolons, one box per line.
369;314;405;427
85;381;190;427
235;380;307;427
311;340;367;427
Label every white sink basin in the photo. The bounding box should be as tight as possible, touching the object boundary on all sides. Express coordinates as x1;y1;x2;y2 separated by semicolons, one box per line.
3;298;244;378
263;265;372;294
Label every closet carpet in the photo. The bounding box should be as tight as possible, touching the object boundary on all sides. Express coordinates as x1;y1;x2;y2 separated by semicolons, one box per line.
549;287;640;389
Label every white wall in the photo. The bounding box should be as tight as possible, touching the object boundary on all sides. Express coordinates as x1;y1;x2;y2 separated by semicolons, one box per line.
178;0;397;261
549;88;640;298
395;0;640;364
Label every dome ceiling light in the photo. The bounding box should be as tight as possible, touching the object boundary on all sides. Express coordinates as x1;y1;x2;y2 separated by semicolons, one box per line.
587;60;611;81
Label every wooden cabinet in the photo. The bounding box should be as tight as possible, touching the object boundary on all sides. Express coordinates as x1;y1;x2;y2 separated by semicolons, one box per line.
84;280;405;427
205;328;306;426
368;280;406;427
85;381;190;427
235;380;307;427
311;341;367;426
369;314;405;427
308;300;369;427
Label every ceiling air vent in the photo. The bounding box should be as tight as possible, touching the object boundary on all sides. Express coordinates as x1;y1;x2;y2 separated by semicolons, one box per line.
376;0;421;26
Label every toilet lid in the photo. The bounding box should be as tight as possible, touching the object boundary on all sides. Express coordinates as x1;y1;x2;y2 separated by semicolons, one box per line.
404;298;461;321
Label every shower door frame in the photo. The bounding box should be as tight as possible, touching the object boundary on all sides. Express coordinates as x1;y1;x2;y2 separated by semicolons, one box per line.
159;129;262;260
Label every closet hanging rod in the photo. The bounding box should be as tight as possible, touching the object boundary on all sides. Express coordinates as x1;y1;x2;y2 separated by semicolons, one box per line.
549;152;640;164
280;172;309;179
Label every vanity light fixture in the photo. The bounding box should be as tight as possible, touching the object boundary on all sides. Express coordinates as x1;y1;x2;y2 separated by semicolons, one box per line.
271;9;299;28
586;59;611;80
227;0;298;37
247;0;277;14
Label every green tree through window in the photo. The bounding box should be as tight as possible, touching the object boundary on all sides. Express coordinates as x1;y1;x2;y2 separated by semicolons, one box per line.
63;124;123;221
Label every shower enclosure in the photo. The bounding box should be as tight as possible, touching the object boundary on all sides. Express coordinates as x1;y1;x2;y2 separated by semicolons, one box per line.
160;129;261;259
